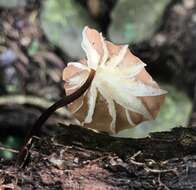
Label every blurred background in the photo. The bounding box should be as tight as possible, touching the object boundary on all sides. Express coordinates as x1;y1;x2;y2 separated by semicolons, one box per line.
0;0;196;159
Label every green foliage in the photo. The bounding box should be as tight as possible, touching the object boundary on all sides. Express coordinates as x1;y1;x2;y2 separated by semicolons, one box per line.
41;0;97;57
109;0;171;44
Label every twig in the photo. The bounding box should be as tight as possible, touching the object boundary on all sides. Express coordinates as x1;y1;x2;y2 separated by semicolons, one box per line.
130;151;142;159
0;95;72;117
145;167;175;174
129;152;177;174
0;146;18;153
158;173;170;190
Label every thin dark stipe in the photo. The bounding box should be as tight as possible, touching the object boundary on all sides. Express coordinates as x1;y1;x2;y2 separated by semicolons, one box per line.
16;69;95;167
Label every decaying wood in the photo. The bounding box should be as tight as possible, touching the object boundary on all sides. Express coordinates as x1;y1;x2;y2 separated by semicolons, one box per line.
1;1;196;189
1;125;196;189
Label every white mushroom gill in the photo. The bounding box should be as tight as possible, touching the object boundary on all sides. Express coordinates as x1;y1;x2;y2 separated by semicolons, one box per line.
63;26;167;134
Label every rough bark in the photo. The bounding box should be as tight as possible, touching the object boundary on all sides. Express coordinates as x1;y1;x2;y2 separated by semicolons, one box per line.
1;125;196;189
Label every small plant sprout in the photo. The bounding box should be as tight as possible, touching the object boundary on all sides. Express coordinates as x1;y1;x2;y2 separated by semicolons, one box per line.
63;26;167;134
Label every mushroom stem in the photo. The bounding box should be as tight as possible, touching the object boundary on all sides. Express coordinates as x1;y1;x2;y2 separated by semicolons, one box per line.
16;69;95;167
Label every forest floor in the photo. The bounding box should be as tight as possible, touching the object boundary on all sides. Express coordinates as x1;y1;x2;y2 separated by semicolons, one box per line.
1;0;196;189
